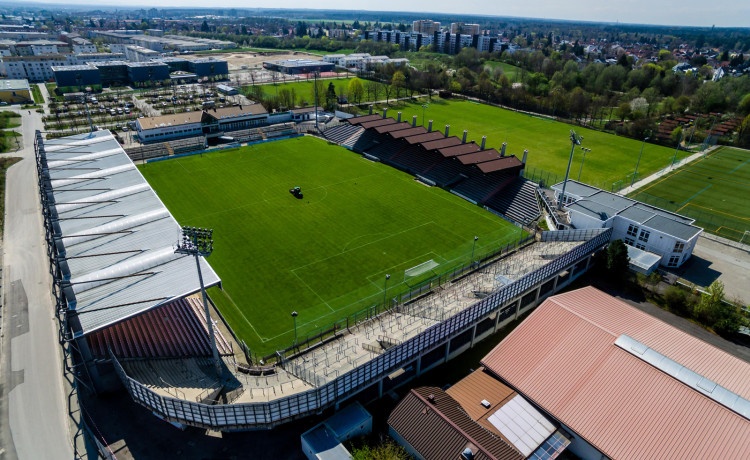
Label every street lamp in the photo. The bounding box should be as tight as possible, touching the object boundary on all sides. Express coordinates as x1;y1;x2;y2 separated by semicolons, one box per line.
558;130;582;211
471;236;479;264
383;274;391;308
175;226;222;377
577;147;591;181
631;135;650;187
421;104;429;126
291;311;298;346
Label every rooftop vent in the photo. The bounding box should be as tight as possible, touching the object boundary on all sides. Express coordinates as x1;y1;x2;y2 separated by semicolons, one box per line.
480;399;491;408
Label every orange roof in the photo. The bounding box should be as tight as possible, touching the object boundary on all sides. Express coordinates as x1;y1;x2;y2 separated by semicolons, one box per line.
482;286;750;460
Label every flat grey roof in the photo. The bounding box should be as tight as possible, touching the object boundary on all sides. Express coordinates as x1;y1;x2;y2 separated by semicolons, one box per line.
40;130;220;336
551;180;600;198
0;79;30;91
642;214;702;240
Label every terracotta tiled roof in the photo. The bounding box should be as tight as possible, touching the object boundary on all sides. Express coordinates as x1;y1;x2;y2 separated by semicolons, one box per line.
388;387;523;460
482;286;750;460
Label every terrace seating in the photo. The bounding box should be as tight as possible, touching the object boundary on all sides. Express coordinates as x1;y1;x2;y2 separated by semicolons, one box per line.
86;297;233;359
124;143;170;161
424;158;465;187
262;123;296;139
485;178;541;224
323;124;363;145
451;169;513;204
368;138;405;162
228;127;264;143
168;136;206;155
389;145;441;175
351;129;380;153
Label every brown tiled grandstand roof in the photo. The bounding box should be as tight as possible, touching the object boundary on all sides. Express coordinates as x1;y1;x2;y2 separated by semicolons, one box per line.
347;114;382;125
404;131;445;144
373;121;411;133
360;118;397;129
437;142;481;157
389;126;427;139
477;156;524;174
457;149;502;165
420;136;462;151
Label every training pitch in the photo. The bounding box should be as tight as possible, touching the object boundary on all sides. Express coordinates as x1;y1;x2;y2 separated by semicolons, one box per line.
140;136;524;354
629;146;750;242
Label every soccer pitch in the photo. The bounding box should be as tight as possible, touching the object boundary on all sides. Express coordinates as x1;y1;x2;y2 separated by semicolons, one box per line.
384;98;687;190
140;136;524;354
629;146;750;242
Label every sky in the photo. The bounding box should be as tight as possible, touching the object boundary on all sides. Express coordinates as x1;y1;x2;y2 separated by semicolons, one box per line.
26;0;750;28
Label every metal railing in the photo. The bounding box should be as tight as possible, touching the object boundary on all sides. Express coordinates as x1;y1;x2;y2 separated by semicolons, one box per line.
110;228;611;430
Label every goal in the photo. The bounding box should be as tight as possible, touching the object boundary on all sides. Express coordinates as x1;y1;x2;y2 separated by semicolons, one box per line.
404;259;440;285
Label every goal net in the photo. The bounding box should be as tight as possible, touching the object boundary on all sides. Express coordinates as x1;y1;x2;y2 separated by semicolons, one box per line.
404;259;439;285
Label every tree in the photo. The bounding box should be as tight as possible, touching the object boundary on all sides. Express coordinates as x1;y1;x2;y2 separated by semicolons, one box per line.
694;281;741;336
391;71;406;100
348;77;364;104
200;20;209;33
607;239;630;279
324;82;337;111
351;440;408;460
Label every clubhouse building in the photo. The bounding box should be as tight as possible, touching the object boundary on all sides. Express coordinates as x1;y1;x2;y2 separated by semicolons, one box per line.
552;181;702;271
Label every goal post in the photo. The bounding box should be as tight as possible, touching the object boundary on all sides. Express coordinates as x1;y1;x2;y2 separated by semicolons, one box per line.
404;259;440;285
740;231;750;246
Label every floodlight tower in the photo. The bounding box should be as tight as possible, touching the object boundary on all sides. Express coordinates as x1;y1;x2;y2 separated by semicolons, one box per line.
558;130;583;211
175;226;222;377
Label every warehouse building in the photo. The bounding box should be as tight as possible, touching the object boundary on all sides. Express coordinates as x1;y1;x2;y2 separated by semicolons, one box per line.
0;78;32;104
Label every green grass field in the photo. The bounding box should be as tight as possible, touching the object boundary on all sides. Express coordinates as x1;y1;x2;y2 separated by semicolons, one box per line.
629;147;750;242
140;136;524;354
380;98;688;190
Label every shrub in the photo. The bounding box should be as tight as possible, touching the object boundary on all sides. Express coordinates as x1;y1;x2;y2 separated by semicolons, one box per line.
665;286;693;316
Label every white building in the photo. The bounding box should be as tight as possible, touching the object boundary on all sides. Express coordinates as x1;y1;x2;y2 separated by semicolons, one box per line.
1;54;69;81
125;45;161;63
552;181;702;270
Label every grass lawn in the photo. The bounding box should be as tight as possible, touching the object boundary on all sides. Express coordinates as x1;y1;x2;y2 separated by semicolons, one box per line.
0;111;21;129
140;136;524;355
629;146;750;242
0;157;21;234
377;98;687;191
482;61;523;82
30;84;44;104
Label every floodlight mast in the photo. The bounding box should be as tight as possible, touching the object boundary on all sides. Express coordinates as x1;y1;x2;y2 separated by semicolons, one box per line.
558;130;582;211
175;226;222;377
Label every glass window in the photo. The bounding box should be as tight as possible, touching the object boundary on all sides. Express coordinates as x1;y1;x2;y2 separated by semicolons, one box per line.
636;243;646;250
627;224;638;237
673;241;685;253
668;255;679;267
638;229;650;242
625;237;635;246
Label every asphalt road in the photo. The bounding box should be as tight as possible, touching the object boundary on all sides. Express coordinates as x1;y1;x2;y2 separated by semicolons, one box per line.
1;93;75;459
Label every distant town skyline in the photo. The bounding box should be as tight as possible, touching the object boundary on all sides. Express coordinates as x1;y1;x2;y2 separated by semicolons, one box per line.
21;0;750;29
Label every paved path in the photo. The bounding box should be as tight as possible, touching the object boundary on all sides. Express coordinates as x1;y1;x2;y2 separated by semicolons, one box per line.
0;86;76;460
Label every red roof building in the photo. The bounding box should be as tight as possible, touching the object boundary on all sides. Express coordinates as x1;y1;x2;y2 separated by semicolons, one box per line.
481;286;750;460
